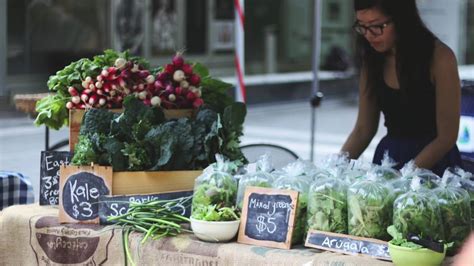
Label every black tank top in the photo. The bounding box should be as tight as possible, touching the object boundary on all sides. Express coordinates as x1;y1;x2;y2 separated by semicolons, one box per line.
376;77;437;139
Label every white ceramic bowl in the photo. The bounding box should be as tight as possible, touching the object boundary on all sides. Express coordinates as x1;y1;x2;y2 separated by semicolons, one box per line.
190;217;240;242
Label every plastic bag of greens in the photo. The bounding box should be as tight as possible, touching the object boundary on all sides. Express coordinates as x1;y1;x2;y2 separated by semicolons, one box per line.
273;162;311;244
192;155;238;221
313;153;350;181
236;154;275;209
372;151;400;181
443;167;474;228
390;161;418;198
416;169;441;189
348;173;394;240
433;174;471;254
307;170;348;234
343;159;372;182
393;177;444;241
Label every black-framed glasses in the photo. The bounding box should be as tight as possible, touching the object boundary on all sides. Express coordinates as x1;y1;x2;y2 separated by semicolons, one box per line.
352;20;392;36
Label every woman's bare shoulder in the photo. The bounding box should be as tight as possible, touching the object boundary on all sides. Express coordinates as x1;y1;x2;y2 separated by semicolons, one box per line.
433;40;457;64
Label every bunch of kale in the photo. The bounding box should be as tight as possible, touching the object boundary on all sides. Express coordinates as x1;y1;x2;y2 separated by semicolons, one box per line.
71;96;246;171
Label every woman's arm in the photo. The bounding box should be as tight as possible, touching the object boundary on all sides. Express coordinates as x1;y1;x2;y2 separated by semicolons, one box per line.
414;42;461;169
341;66;380;159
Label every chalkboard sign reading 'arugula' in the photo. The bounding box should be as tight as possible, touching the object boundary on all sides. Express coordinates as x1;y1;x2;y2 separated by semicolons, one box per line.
238;187;298;249
40;151;72;205
59;165;112;224
98;191;193;224
305;230;391;261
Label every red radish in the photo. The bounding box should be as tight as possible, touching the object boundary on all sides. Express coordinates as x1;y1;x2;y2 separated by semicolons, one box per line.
99;97;106;106
97;75;103;81
146;75;155;84
180;80;189;89
115;58;127;69
112;84;118;90
121;69;131;79
138;84;145;91
189;74;201;85
151;96;161;106
182;64;193;75
193;98;204;108
109;90;116;96
175;86;183;95
118;78;126;87
186;91;196;101
82;81;89;89
143;99;151;106
173;70;185;82
88;94;98;105
165;85;174;94
85;76;92;83
68;86;78;96
168;94;176;102
83;89;92;94
107;67;117;75
131;64;140;73
95;82;103;89
81;93;89;102
66;102;74;109
172;54;184;67
164;64;175;74
101;69;109;77
154;80;164;90
89;83;96;91
191;87;202;97
157;72;168;81
71;96;80;104
138;91;148;100
138;70;150;79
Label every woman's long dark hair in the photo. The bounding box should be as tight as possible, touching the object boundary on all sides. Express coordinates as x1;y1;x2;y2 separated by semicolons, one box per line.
354;0;436;96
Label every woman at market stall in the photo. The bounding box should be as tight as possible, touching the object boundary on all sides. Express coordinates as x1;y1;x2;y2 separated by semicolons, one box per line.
341;0;462;175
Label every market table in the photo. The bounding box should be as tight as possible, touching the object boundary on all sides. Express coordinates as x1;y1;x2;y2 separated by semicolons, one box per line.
0;204;457;265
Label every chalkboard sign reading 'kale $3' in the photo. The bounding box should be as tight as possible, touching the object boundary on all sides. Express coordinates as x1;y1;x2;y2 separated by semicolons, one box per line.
40;151;72;205
238;187;298;249
59;165;112;224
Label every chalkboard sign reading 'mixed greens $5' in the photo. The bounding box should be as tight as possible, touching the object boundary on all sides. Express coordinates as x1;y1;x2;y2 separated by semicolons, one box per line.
237;187;298;249
59;165;112;224
305;230;391;261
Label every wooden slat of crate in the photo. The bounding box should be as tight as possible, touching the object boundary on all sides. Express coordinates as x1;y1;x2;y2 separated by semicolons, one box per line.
112;170;201;195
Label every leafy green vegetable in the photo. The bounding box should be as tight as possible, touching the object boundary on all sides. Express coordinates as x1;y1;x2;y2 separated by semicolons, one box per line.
191;162;239;221
71;96;246;171
348;180;394;240
387;225;423;249
34;94;70;130
273;176;310;244
191;205;240;221
307;178;348;234
236;174;273;209
433;184;471;254
393;189;444;241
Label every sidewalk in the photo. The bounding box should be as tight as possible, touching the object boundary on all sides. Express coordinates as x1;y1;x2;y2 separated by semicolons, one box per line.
0;98;387;202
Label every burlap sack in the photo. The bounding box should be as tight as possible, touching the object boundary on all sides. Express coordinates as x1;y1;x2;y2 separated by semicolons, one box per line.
0;204;124;265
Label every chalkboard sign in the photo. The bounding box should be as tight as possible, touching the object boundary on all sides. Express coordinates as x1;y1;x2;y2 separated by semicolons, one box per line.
98;190;193;224
59;165;112;224
39;151;73;205
305;230;391;261
237;187;298;249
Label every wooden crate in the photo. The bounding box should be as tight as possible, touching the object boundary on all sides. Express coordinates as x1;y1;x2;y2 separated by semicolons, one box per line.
112;170;201;195
69;108;195;152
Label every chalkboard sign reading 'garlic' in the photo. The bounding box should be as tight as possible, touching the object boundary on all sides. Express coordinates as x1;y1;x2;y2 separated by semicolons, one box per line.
40;151;72;205
59;165;112;224
237;187;298;249
305;230;391;261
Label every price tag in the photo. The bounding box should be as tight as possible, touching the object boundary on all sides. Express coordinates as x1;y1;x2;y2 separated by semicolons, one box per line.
39;151;73;205
59;165;112;224
237;186;298;249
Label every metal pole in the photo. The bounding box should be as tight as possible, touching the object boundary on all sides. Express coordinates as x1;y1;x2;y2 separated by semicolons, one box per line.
310;0;323;161
234;0;246;102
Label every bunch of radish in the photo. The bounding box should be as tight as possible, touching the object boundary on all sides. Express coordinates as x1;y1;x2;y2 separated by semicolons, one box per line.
66;58;154;109
148;53;204;109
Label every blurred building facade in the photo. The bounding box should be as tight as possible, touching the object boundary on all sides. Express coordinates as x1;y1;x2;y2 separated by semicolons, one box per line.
0;0;473;101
